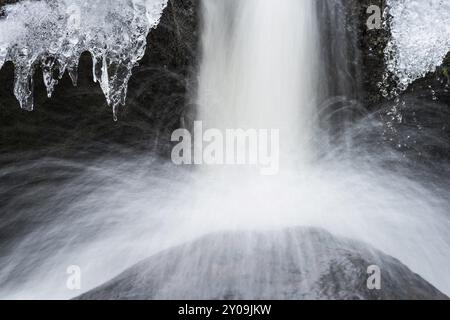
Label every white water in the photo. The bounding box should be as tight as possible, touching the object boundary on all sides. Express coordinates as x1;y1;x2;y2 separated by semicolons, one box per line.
0;0;450;299
192;0;450;295
197;0;319;164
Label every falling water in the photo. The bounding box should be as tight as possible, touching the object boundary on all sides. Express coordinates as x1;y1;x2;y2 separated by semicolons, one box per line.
197;0;319;164
190;0;450;295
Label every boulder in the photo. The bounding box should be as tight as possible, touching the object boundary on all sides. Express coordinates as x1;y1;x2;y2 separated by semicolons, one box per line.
77;227;448;300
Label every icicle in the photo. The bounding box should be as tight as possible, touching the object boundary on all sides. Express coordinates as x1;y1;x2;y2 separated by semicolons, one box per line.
100;54;110;103
41;57;59;98
68;61;79;87
14;64;35;111
0;0;168;117
0;46;6;71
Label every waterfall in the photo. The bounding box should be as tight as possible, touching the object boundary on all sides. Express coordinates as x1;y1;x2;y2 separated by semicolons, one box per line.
196;0;319;165
0;0;449;300
190;0;450;295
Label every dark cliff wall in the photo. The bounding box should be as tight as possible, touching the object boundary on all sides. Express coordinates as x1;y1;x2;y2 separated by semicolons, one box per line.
338;0;450;161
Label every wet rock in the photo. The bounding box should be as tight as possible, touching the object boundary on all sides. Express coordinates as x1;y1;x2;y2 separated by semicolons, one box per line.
77;227;448;300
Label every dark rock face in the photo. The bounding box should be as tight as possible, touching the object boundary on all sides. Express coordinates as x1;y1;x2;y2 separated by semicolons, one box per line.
77;228;448;300
0;0;200;162
347;0;389;108
341;0;450;108
328;0;450;162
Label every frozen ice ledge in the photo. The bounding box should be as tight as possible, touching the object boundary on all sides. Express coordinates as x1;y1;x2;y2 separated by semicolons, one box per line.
385;0;450;94
0;0;168;120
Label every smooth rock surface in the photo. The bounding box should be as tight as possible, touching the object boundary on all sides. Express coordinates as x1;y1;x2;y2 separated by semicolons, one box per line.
77;228;448;300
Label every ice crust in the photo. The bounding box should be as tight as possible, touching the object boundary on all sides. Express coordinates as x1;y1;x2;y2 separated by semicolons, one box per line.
385;0;450;92
0;0;168;119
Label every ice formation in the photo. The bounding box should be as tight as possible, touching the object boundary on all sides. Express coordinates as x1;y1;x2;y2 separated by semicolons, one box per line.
0;0;168;120
385;0;450;92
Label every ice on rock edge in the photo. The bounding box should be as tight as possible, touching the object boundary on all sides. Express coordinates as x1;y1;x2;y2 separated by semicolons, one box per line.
385;0;450;93
0;0;168;120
